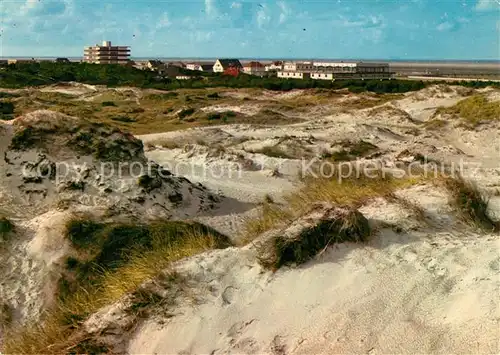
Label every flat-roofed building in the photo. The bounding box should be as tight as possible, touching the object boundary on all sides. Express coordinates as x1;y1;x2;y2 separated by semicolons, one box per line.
277;71;310;79
312;61;390;77
84;41;130;64
310;72;334;80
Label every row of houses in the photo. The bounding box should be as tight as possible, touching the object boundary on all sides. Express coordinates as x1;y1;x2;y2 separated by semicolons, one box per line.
3;39;392;81
145;58;392;80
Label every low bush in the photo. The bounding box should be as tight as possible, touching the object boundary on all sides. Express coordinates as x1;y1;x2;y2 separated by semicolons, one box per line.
110;115;136;123
0;92;20;99
101;101;116;107
137;174;163;192
0;101;14;114
128;107;145;113
9;126;49;150
206;111;237;121
253;145;294;159
178;108;195;119
145;92;179;100
322;140;378;161
0;216;14;239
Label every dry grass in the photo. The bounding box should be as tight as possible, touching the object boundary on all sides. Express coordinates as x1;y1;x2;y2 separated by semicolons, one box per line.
4;221;230;354
423;119;448;130
438;175;497;231
367;105;414;122
242;169;424;243
434;94;500;127
10;88;252;134
257;204;371;270
252;145;295;159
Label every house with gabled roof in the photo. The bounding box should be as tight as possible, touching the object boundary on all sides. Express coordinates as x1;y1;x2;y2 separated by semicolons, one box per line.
243;61;266;76
213;58;242;73
186;62;213;72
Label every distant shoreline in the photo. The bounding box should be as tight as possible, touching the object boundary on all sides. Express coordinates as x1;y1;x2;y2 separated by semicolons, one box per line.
1;56;499;65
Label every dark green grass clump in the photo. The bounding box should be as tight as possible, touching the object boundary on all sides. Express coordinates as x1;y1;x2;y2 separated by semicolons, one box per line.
0;217;14;240
322;140;378;161
61;218;232;301
259;207;370;270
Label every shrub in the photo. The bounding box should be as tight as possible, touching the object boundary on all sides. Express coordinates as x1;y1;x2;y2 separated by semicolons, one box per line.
101;101;116;107
0;101;14;114
145;92;179;100
137;174;162;192
128;107;145;113
110;115;136;123
9;126;38;150
206;111;237;122
0;92;20;99
253;145;294;159
0;217;14;238
207;92;220;99
322;140;378;161
207;112;222;121
178;108;195;119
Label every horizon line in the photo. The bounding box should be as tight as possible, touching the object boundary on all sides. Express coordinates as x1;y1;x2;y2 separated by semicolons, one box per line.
1;56;500;63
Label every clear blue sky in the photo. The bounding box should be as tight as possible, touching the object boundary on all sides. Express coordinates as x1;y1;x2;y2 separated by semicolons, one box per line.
1;0;499;59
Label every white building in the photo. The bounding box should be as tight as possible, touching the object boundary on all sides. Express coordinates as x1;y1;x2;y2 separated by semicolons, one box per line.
312;61;390;75
283;61;315;72
185;63;200;71
283;61;297;71
84;41;130;64
213;59;243;73
265;61;284;71
185;63;213;72
277;71;310;79
242;61;266;76
310;72;334;80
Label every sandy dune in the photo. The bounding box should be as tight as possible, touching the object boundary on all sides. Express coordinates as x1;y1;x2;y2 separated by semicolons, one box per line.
1;84;499;354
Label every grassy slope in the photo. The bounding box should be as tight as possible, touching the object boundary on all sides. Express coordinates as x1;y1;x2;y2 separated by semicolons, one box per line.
4;219;231;354
435;94;500;127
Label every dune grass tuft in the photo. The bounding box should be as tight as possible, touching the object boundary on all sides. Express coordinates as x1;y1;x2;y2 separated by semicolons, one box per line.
242;168;423;243
0;216;13;236
435;94;500;127
439;175;497;231
252;145;295;159
257;204;371;270
4;219;231;354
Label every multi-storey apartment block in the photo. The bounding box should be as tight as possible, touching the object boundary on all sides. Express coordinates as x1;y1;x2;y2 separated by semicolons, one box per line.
83;41;130;64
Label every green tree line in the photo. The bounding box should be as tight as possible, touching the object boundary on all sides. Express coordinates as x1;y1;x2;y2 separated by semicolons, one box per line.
1;62;498;93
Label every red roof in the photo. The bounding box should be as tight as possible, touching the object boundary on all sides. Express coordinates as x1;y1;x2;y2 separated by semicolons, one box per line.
223;67;240;77
244;61;264;68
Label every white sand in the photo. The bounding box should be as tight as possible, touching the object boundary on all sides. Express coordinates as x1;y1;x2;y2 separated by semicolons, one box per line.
127;190;500;354
1;84;499;353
